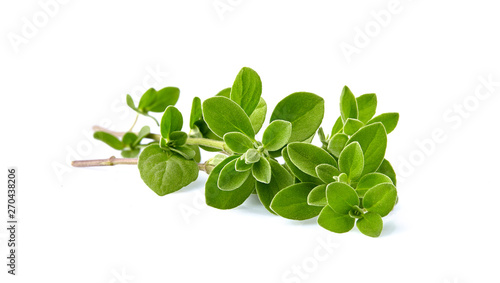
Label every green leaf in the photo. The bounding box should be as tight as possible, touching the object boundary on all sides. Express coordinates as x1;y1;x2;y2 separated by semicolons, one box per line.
121;148;140;158
270;183;322;220
363;183;397;217
168;131;188;147
367;113;399;134
338;173;349;184
249;98;267;134
137;87;180;113
193;120;223;152
287;142;337;177
218;159;251;191
147;87;180;113
252;157;272;184
356;212;383;237
189;97;202;128
256;159;294;214
133;126;151;147
126;94;159;125
202;96;255;139
138;88;156;111
347;122;387;175
270;92;324;143
307;184;327;206
327;133;349;158
138;145;199;196
377;159;397;186
216;87;231;97
235;156;252;172
262;120;292;151
230;67;262;116
331;116;344;136
318;127;327;146
282;147;323;184
244;149;261;164
122;132;138;147
94;132;125;150
188;144;201;163
161;106;183;139
326;182;359;214
338;142;364;181
356;93;377;123
343;118;364;136
315;164;340;184
169;145;196;160
356;173;393;197
126;94;138;111
223;132;254;154
205;156;255;209
340;86;358;122
318;206;355;233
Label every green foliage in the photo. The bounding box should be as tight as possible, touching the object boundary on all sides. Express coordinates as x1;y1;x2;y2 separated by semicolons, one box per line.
287;142;337;177
189;97;202;129
94;125;151;158
256;159;293;214
94;131;125;150
307;184;327;206
161;106;183;139
262;120;292;151
315;164;340;184
252;157;272;184
362;183;397;217
377;159;397;185
205;156;255;209
340;86;358;122
356;172;393;197
270;92;324;144
356;212;383;237
367;112;399;134
230;67;262;116
249;98;267;133
326;182;359;214
223;132;254;154
347;123;387;175
85;67;400;238
331;116;344;136
282;147;323;184
338;142;364;181
356;93;377;123
270;183;323;220
203;96;255;139
327;133;349;158
218;159;251;191
318;206;355;233
138;145;199;196
126;87;180;125
343;118;364;135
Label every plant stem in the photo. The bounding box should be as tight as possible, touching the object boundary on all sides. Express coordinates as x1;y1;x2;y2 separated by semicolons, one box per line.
128;113;139;132
92;126;231;153
186;138;231;153
71;156;213;173
71;156;138;167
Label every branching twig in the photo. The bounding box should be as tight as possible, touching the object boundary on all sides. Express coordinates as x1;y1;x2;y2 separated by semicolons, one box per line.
92;125;161;140
71;156;138;167
72;156;214;174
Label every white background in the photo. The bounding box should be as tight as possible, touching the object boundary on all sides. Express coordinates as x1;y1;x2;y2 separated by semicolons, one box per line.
1;1;500;282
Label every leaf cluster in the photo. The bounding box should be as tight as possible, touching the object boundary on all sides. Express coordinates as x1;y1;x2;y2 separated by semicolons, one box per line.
92;68;400;237
94;126;151;157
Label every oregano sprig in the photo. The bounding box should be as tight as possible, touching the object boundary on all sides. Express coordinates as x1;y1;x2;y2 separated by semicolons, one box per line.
72;67;400;237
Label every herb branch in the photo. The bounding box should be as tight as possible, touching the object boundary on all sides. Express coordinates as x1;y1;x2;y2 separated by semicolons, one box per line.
72;67;400;237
